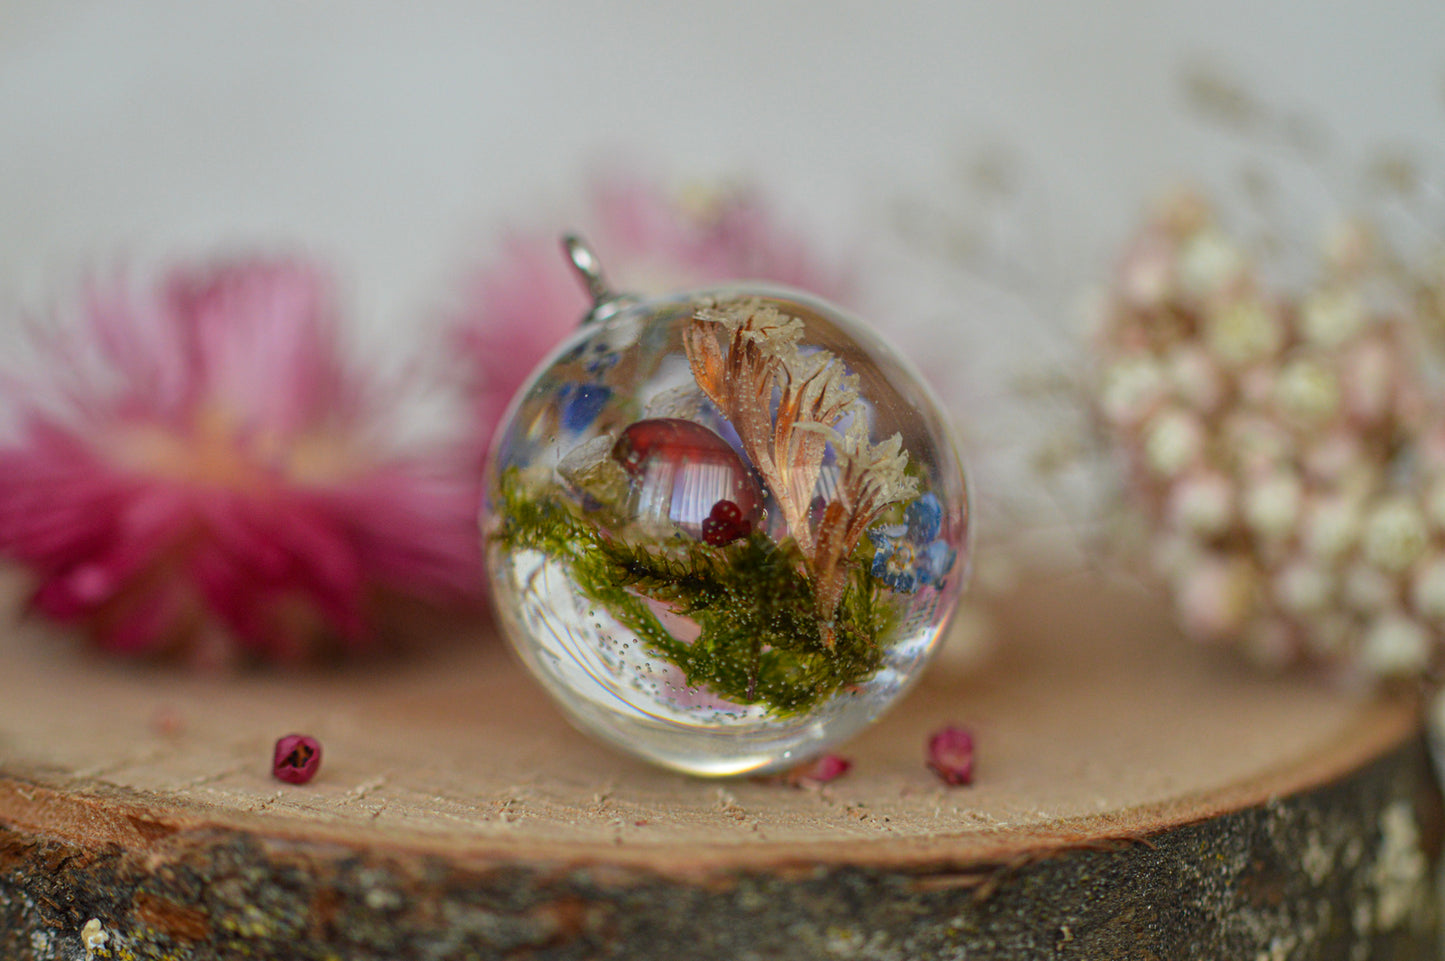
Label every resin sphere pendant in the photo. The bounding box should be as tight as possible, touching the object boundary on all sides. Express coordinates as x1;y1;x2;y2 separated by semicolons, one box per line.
483;237;971;776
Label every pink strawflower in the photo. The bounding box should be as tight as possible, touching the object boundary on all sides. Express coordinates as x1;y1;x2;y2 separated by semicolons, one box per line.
0;258;482;666
926;725;976;786
449;174;851;458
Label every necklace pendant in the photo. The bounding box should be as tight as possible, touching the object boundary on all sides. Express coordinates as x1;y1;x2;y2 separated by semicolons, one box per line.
483;237;971;776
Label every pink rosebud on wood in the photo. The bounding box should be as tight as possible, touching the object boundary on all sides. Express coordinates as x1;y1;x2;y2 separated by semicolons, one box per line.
787;753;853;787
150;707;185;737
272;734;322;784
927;725;975;786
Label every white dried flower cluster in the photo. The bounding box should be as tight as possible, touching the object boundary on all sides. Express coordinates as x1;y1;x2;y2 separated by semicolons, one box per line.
1096;190;1444;680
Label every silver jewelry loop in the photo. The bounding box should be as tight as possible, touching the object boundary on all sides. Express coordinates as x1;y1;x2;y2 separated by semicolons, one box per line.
562;234;635;326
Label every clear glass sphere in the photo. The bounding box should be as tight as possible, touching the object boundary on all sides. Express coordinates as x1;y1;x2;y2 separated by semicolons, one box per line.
483;286;970;776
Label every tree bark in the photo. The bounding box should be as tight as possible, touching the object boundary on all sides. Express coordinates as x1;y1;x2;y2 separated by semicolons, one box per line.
0;574;1439;959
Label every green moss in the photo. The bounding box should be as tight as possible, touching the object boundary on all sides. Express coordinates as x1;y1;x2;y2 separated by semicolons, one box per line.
492;468;893;715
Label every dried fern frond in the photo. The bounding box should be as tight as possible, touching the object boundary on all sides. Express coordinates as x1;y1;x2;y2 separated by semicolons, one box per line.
684;298;919;645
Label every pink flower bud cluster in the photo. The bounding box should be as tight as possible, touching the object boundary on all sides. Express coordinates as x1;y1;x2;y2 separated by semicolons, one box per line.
1096;190;1443;679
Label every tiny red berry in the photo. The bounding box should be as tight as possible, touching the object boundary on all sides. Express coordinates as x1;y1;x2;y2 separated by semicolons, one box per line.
926;725;974;786
701;499;750;546
273;734;322;784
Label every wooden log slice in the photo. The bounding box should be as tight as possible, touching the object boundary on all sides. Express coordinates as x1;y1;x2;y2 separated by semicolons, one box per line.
0;573;1440;960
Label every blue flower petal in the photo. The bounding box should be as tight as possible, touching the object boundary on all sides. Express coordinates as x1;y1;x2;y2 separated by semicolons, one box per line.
905;493;943;542
891;569;920;593
559;383;612;432
919;540;956;585
870;550;891;580
871;544;922;593
868;496;951;595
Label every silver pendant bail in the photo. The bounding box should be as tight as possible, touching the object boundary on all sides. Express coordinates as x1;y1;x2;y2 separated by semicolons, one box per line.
563;234;635;325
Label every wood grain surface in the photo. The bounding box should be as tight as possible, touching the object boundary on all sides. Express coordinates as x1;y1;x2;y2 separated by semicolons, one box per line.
0;572;1440;959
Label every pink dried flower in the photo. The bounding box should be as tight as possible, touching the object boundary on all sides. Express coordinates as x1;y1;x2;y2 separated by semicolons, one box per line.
272;733;322;784
926;725;975;786
778;753;854;788
149;706;185;737
449;174;851;458
1176;554;1255;641
0;258;482;665
1095;191;1445;679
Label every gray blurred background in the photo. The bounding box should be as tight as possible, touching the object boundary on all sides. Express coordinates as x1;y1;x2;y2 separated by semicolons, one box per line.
2;1;1441;545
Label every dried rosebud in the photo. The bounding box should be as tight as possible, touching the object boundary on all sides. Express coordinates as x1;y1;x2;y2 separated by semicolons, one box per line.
789;753;853;787
754;753;854;788
150;707;185;737
272;733;322;784
926;725;975;786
